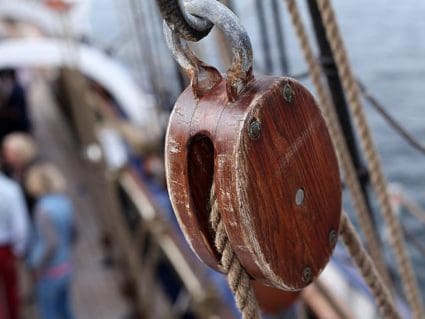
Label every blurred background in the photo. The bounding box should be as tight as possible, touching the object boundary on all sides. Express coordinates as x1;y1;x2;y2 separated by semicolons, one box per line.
0;0;423;318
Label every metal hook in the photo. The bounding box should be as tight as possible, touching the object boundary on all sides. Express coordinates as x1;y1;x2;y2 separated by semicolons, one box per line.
164;22;222;98
164;0;254;102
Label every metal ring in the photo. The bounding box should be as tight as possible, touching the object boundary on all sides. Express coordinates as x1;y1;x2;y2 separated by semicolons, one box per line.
178;0;212;32
164;22;223;97
164;22;198;75
164;0;254;101
157;0;213;41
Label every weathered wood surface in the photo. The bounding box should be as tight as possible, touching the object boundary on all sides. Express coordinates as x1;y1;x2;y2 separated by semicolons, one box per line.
166;75;341;291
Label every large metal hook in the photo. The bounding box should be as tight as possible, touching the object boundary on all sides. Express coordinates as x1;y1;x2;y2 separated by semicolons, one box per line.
163;0;254;102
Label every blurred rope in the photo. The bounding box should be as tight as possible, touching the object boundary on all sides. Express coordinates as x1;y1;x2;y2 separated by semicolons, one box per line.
401;195;425;226
284;0;392;291
293;74;425;156
358;80;425;156
340;213;401;319
315;0;424;316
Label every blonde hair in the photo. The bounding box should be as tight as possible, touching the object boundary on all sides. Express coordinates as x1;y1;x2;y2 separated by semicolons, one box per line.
25;162;66;198
3;133;38;167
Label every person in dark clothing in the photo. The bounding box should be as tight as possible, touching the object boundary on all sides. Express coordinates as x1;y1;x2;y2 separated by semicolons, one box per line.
0;69;31;144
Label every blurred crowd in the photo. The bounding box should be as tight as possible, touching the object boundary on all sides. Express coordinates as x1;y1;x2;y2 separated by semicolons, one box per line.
0;69;76;319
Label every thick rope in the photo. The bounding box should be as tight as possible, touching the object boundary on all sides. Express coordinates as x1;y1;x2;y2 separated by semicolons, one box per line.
315;0;424;317
209;184;260;319
284;0;392;290
340;213;401;319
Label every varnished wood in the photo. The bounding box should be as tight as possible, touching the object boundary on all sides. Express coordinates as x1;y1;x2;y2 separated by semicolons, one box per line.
253;282;300;315
165;75;341;290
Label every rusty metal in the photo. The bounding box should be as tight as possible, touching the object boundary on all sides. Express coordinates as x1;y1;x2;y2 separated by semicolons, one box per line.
329;229;338;247
156;0;213;41
178;0;212;33
163;0;254;101
248;120;261;140
302;267;313;283
283;83;295;103
163;22;222;97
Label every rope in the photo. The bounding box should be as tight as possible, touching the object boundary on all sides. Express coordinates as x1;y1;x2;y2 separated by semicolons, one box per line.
401;195;425;226
284;0;392;290
209;184;260;319
402;224;425;260
314;0;425;316
340;213;401;319
358;80;425;156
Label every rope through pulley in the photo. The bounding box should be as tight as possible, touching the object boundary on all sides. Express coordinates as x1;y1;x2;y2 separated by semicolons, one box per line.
157;1;408;318
284;0;394;298
314;0;424;316
163;1;343;318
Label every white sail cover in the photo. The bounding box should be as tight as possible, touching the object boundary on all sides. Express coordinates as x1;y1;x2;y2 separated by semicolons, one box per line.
0;1;63;36
0;38;157;129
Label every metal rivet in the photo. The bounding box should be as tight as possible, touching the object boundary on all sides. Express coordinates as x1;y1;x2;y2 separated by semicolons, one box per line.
302;267;312;283
283;83;294;103
295;188;305;206
329;229;338;247
248;120;261;140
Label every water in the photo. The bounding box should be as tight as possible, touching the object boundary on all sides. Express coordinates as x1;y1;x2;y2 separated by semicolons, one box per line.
87;0;425;305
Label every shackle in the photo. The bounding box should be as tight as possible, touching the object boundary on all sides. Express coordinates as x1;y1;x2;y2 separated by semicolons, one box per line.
163;0;254;101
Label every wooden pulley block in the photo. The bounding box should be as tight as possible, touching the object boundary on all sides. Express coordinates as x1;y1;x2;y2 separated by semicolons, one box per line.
163;2;341;292
252;282;301;315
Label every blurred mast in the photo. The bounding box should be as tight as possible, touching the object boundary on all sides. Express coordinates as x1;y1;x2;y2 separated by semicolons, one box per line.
255;0;273;74
271;0;289;74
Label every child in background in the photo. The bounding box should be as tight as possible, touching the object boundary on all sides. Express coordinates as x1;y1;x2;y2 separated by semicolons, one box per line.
25;162;76;319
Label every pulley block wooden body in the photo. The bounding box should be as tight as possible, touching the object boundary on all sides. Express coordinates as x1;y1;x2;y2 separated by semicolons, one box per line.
165;75;341;291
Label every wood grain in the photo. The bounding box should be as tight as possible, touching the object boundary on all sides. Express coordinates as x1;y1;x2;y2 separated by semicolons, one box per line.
165;75;341;290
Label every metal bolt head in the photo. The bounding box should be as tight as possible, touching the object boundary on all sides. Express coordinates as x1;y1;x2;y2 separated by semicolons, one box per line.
283;83;295;103
248;120;261;140
329;229;338;247
295;188;305;206
302;267;312;283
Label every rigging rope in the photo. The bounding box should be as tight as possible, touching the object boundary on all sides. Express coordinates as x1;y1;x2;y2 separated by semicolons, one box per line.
358;80;425;156
284;0;392;291
340;213;401;319
210;184;260;319
401;195;425;226
314;0;424;316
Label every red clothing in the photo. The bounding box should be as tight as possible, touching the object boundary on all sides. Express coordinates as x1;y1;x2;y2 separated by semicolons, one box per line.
0;246;19;319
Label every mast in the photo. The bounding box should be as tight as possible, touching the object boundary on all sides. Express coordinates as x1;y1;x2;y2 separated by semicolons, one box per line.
271;0;289;74
255;0;273;74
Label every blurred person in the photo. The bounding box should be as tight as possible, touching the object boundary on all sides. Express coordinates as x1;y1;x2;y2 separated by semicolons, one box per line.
0;69;31;144
0;157;30;319
25;163;76;319
2;133;39;218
